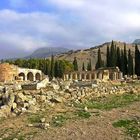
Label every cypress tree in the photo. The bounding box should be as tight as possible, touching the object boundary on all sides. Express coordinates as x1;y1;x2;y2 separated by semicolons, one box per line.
120;50;125;74
110;40;116;67
128;49;134;76
87;59;92;71
123;43;128;75
116;47;121;69
82;62;85;71
54;60;59;78
50;55;55;78
95;48;102;69
135;45;140;76
73;57;78;71
106;45;110;67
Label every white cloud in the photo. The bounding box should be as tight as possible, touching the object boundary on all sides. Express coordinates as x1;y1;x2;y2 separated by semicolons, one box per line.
1;0;140;58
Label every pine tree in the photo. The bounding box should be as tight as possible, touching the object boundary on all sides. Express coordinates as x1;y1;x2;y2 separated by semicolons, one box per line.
87;59;92;71
95;48;103;69
50;55;55;78
128;49;134;76
73;57;78;71
106;45;110;67
123;43;128;75
82;62;85;71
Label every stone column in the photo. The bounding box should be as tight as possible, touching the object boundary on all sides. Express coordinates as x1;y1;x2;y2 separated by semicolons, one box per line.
118;72;123;80
98;72;102;80
63;75;66;81
84;74;86;81
89;74;92;81
94;73;97;80
79;74;82;81
70;74;73;81
113;72;117;80
33;75;36;81
66;74;69;81
24;74;27;81
75;73;78;80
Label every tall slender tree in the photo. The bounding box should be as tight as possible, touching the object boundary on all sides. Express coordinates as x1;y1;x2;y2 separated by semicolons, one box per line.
120;50;125;74
73;57;78;71
87;59;92;71
96;48;103;69
82;62;85;71
123;43;128;75
106;45;110;67
54;60;59;78
110;40;116;67
50;55;55;78
128;49;134;76
135;45;140;76
116;47;121;69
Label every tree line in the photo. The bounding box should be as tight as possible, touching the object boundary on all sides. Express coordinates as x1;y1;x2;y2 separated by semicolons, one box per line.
4;41;140;78
5;56;74;78
96;40;140;76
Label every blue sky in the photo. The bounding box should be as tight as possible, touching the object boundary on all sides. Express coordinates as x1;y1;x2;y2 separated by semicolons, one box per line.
0;0;140;58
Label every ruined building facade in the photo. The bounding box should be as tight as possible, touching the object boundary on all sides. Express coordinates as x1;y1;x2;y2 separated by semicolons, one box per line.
63;67;123;81
0;63;43;82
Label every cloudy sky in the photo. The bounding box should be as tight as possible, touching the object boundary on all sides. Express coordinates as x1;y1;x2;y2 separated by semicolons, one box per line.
0;0;140;59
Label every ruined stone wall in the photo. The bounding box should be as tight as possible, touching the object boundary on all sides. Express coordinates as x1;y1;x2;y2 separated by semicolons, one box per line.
0;63;18;82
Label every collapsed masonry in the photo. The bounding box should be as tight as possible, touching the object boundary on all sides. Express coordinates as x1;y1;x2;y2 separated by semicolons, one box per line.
0;63;43;82
63;67;123;81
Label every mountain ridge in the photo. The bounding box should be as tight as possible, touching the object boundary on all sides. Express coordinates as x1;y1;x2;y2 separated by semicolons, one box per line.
26;47;70;58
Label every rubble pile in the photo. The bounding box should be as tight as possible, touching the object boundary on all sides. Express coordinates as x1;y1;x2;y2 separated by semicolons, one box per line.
0;79;139;118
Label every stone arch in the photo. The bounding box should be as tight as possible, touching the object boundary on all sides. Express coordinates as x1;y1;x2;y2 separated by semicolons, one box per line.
19;73;25;81
72;73;76;80
82;73;85;79
97;72;103;80
35;73;41;81
27;72;34;81
86;74;90;80
92;73;95;79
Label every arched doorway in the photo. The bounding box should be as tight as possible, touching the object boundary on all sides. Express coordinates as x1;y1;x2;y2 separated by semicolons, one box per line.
35;73;41;81
19;73;25;81
27;72;34;81
72;73;76;80
82;73;85;79
86;74;90;80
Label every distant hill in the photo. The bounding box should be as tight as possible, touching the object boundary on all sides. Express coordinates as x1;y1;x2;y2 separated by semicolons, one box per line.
26;47;70;58
133;39;140;45
55;41;139;70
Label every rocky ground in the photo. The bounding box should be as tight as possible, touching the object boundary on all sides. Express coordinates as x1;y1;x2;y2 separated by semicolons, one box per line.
0;80;140;140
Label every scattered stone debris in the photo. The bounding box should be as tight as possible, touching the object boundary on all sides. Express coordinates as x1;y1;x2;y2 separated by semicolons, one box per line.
0;77;140;118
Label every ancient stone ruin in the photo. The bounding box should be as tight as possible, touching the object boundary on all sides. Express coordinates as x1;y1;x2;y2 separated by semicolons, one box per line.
0;63;43;82
63;67;123;81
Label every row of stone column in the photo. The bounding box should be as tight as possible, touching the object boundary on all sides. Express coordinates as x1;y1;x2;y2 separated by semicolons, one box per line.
63;72;123;81
63;73;97;81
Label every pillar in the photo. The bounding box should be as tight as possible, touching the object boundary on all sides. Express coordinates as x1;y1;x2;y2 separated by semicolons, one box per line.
66;74;69;81
89;74;92;81
63;75;66;81
70;74;72;80
84;74;86;81
75;73;78;80
24;74;27;81
118;72;123;80
33;74;36;81
113;72;117;80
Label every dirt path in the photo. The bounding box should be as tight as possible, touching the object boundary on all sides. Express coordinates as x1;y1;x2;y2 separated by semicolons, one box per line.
33;102;140;140
0;101;140;140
